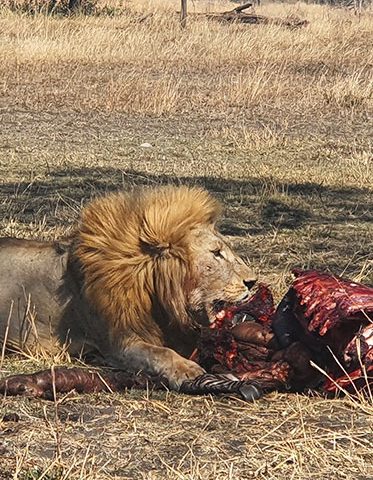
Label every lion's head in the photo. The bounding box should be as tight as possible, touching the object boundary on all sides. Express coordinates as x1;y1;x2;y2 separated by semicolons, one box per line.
73;186;256;344
187;225;256;322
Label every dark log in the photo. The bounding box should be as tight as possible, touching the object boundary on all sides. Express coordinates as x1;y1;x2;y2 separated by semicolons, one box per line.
203;10;309;29
232;2;253;13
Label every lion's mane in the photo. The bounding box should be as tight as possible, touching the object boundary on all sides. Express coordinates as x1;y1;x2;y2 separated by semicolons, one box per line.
72;186;221;348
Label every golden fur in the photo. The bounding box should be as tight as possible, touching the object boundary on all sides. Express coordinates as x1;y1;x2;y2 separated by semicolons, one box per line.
73;186;221;348
0;185;255;389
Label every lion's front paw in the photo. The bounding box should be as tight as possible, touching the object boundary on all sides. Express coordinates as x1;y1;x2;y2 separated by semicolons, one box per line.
165;358;205;391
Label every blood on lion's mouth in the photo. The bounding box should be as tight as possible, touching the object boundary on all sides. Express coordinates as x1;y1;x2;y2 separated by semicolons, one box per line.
212;293;250;315
211;295;254;328
210;284;275;329
211;304;250;329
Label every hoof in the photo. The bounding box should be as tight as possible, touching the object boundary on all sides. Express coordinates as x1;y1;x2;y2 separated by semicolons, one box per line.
239;383;262;401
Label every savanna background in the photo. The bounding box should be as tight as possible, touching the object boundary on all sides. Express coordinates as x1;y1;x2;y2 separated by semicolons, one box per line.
0;0;372;478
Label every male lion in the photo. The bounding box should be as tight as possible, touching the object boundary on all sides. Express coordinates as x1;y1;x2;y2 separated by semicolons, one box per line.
0;186;256;389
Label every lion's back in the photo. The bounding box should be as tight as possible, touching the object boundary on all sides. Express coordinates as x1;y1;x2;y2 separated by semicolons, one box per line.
0;238;70;352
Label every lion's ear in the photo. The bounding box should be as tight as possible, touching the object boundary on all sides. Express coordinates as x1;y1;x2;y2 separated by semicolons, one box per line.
153;256;191;327
140;239;173;258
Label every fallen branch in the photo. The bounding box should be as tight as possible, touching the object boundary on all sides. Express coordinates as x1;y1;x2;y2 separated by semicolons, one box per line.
193;5;309;29
231;2;253;13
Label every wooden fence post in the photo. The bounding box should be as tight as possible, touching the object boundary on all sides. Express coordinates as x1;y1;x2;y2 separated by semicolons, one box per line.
181;0;187;27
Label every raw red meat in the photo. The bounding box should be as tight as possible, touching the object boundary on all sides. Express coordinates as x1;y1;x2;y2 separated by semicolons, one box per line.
273;269;373;394
193;284;292;391
1;270;372;399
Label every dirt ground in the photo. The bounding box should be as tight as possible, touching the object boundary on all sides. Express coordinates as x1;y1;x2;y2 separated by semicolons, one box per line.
0;0;373;478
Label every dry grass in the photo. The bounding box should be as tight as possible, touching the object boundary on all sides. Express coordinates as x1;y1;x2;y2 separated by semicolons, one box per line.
0;0;373;478
1;382;372;479
0;1;372;116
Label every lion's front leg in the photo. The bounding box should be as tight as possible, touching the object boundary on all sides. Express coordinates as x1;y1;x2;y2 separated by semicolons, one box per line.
114;341;205;391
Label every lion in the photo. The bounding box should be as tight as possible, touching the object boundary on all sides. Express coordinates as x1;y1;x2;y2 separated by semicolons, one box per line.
0;186;256;389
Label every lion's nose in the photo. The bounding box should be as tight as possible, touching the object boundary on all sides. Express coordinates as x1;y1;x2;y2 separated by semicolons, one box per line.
244;279;257;290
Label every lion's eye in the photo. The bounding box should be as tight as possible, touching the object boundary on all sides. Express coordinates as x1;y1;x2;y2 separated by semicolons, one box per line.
212;249;224;259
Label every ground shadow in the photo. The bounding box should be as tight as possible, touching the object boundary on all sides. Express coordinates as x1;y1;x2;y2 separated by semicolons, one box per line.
1;166;372;275
1;165;372;228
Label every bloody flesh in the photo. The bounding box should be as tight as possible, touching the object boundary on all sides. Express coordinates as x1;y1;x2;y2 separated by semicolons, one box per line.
0;270;372;399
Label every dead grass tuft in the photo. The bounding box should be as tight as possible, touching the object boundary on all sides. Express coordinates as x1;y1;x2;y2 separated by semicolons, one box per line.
320;70;373;109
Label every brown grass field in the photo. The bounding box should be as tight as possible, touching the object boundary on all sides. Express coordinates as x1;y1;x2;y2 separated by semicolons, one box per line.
0;0;372;478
